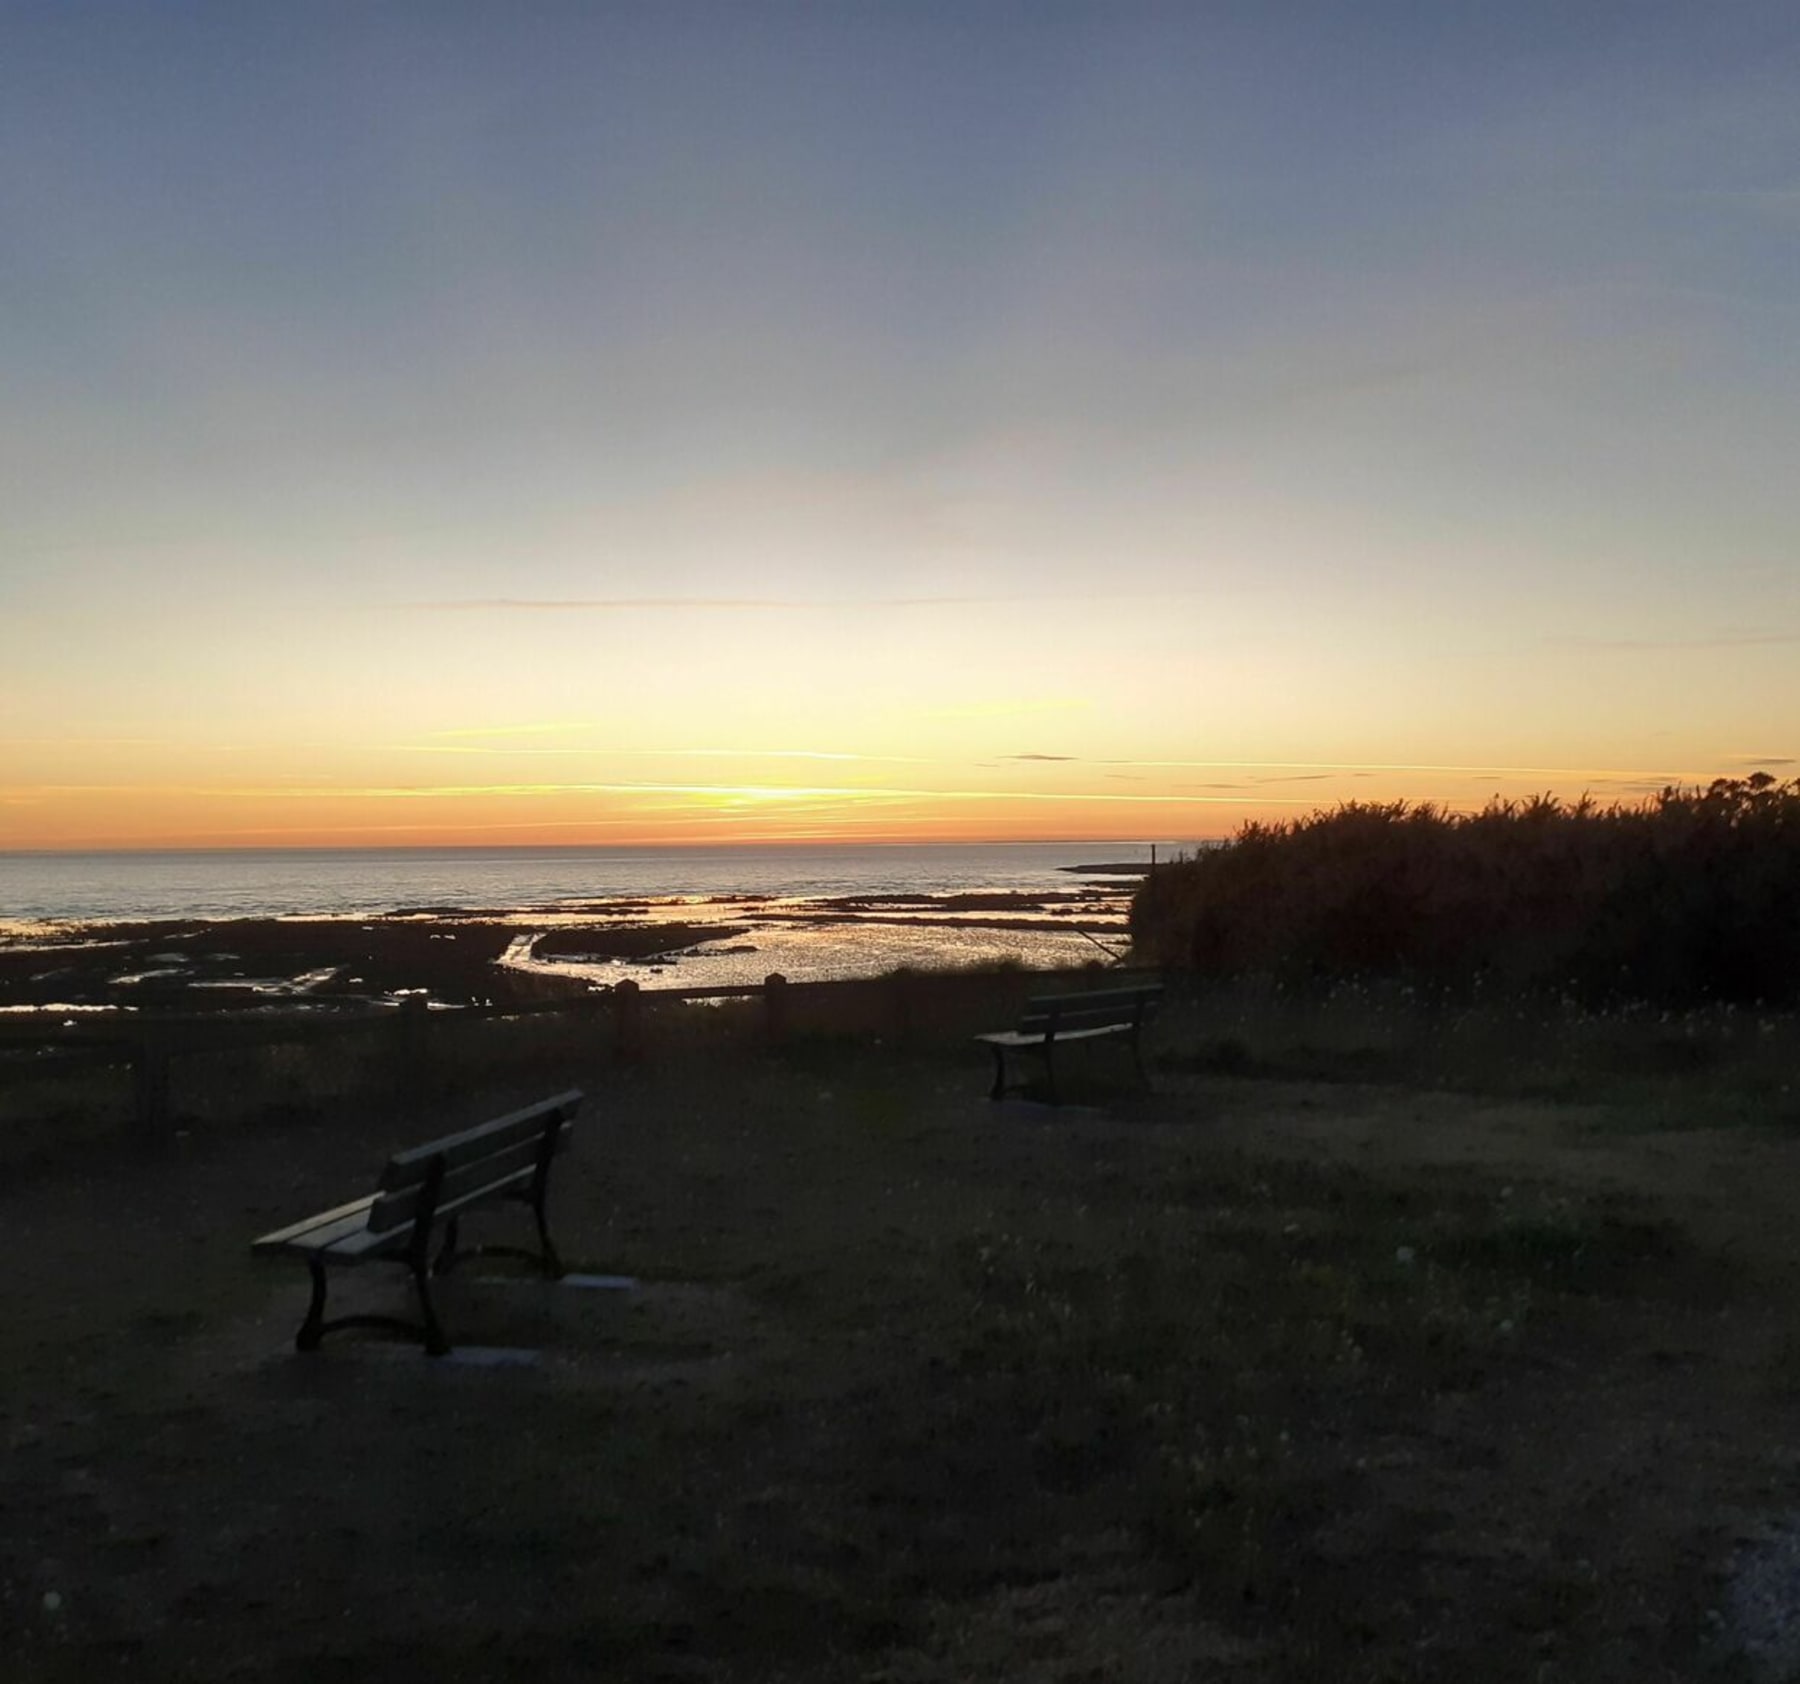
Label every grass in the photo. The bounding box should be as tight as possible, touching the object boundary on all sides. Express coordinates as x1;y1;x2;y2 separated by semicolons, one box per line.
532;1097;1714;1676
2;999;1795;1679
1152;975;1800;1124
618;1092;1741;1679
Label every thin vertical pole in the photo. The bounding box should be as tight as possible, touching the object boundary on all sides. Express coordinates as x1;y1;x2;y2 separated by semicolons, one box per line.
763;973;788;1046
612;979;643;1062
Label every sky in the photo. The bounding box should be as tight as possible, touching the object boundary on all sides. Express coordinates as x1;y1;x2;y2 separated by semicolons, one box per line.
4;1;1797;851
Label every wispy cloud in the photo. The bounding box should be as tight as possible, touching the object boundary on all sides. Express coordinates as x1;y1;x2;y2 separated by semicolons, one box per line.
1004;753;1078;763
400;585;1214;613
397;744;936;764
400;595;1100;613
1098;757;1702;779
1723;754;1795;767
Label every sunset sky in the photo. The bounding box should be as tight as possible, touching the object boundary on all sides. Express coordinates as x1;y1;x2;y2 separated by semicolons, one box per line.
5;3;1797;850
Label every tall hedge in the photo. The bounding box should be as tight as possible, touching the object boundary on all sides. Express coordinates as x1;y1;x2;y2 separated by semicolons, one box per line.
1129;775;1800;1006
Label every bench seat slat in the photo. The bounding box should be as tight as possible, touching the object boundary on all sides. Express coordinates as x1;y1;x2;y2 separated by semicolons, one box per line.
1041;995;1154;1017
256;1176;545;1261
383;1090;582;1178
311;1217;406;1262
252;1211;420;1264
1017;992;1157;1026
252;1197;378;1256
378;1117;570;1195
370;1130;567;1233
1016;1010;1144;1035
975;1024;1137;1049
1025;987;1158;1010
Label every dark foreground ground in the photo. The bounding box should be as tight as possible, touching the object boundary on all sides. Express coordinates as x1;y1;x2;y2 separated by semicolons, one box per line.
5;1024;1800;1682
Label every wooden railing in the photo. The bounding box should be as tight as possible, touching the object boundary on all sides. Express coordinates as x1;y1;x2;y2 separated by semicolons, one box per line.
1;967;1159;1136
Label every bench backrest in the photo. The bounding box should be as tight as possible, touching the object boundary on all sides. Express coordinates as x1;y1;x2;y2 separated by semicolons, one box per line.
367;1089;583;1236
1017;985;1162;1038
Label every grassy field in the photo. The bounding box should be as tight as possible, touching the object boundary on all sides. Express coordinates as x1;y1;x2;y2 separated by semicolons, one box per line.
4;996;1800;1680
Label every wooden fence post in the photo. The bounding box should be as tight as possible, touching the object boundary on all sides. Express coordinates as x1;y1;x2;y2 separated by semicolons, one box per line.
763;973;788;1046
612;979;643;1062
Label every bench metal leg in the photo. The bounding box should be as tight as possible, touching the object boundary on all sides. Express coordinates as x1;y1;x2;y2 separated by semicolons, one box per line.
297;1260;329;1352
291;1259;451;1357
431;1122;565;1280
531;1189;564;1279
432;1199;564;1280
989;1045;1064;1103
412;1260;451;1356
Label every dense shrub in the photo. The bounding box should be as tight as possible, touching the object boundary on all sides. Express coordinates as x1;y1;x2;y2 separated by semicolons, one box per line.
1130;775;1800;1006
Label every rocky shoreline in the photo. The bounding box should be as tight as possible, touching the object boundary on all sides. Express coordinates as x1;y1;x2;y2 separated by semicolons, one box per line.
0;885;1133;1014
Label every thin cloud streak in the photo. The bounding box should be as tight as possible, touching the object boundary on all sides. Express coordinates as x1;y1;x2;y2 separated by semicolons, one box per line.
176;817;696;841
393;745;938;764
396;595;1176;613
1097;757;1706;779
69;780;1310;808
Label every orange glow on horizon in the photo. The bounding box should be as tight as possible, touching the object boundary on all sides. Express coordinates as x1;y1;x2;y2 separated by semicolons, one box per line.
0;758;1740;853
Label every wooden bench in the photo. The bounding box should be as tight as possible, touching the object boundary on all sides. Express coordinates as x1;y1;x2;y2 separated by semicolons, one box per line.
975;985;1162;1103
252;1090;583;1356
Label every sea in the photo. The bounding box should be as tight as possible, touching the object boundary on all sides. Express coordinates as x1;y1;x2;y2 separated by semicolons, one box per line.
0;843;1166;924
0;843;1177;985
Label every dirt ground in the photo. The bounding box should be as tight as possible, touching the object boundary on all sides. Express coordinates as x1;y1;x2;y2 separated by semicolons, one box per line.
4;1038;1800;1681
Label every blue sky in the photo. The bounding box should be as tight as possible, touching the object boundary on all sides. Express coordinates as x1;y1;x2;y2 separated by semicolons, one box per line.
4;3;1796;847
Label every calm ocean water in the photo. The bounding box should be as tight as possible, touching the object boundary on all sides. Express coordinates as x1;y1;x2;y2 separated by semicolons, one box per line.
0;843;1165;925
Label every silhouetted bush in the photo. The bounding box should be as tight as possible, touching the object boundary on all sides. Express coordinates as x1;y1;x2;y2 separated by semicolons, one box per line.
1130;775;1800;1006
